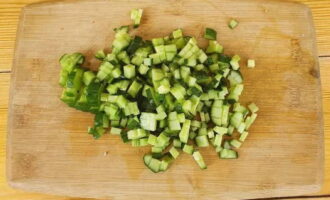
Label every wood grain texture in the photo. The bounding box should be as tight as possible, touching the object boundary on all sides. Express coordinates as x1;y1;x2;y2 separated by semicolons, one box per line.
0;74;88;200
0;0;44;71
318;57;330;196
0;0;329;72
0;0;329;199
5;0;324;199
289;198;330;200
287;0;330;56
0;57;328;200
0;74;58;200
1;57;330;200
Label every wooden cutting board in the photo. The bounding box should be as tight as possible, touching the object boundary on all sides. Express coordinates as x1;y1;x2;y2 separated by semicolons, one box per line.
7;0;324;199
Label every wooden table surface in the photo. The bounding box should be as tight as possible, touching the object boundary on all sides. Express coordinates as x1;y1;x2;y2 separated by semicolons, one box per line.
0;0;329;199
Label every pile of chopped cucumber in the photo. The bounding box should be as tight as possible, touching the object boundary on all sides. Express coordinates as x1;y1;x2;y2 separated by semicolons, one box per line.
58;8;258;173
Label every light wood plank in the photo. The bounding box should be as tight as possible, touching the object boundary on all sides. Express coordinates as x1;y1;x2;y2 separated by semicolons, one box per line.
1;58;328;199
0;0;329;72
0;0;44;71
0;73;95;200
287;198;330;200
0;58;329;199
0;0;329;200
6;0;324;199
317;57;330;196
290;0;330;56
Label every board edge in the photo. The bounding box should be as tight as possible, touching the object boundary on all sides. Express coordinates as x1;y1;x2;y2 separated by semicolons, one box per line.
6;5;29;187
5;0;325;198
304;0;325;191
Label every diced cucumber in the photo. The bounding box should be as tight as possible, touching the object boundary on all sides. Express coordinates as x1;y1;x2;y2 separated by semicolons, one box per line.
111;127;122;135
173;138;182;148
230;112;243;129
127;129;147;140
207;128;214;139
183;144;194;154
230;139;242;149
195;135;209;147
248;103;259;113
143;154;153;166
239;131;249;142
169;147;180;159
213;134;223;147
179;120;191;143
213;126;228;135
168;112;181;131
123;64;136;79
140;112;157;131
148;134;157;145
247;59;255;68
220;149;238;159
189;131;197;140
193;151;207;169
206;40;223;54
211;100;223;126
170;84;186;100
228;19;239;29
130;8;143;28
59;17;259;173
245;113;257;130
147;158;162;173
228;70;243;86
172;29;183;38
237;122;246;133
204;28;217;40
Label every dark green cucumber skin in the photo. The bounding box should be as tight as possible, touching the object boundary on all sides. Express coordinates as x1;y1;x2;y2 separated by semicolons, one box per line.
204;28;217;40
59;20;257;173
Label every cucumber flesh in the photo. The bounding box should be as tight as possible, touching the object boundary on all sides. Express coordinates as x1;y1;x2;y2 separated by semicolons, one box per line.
58;11;259;173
